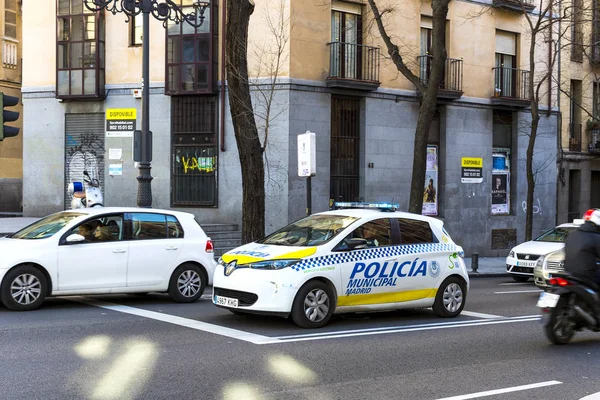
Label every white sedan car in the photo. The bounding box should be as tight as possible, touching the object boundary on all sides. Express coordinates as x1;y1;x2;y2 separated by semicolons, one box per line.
0;208;217;311
213;203;469;328
505;220;583;283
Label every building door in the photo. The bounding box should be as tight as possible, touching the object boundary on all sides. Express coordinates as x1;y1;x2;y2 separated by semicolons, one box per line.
330;96;360;203
64;113;105;209
568;169;581;221
592;171;600;208
171;96;218;206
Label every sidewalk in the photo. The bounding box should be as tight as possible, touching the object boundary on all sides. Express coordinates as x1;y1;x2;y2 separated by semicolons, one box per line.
0;217;509;277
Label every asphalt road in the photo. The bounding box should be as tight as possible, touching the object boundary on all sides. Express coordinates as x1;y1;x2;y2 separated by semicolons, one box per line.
1;277;599;400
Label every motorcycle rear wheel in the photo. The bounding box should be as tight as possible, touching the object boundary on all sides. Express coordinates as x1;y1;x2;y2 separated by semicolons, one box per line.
544;296;576;345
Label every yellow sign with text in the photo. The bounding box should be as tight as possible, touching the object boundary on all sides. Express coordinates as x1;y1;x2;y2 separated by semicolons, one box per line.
461;157;483;168
106;108;137;120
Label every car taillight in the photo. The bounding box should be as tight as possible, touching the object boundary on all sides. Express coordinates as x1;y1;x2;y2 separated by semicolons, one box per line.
549;277;570;287
205;239;214;253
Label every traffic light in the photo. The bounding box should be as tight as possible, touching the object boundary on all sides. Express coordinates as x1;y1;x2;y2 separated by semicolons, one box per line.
0;92;19;141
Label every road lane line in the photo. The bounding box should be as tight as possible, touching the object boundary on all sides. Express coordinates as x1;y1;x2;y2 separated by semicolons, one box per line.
275;315;537;340
461;311;503;319
435;380;562;400
67;297;275;345
494;290;542;294
274;317;541;343
65;297;542;345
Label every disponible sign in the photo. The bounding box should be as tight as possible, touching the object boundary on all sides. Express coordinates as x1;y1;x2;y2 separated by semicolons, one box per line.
461;157;483;183
298;131;316;177
106;108;137;137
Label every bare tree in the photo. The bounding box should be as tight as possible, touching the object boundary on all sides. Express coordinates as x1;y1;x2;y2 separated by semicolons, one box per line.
367;0;450;214
250;0;291;197
226;0;265;243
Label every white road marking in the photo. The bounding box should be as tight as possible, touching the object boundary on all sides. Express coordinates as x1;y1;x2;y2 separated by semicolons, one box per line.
67;297;274;345
494;290;542;294
66;297;542;345
273;316;541;343
435;380;563;400
580;393;600;400
201;294;212;300
461;310;503;319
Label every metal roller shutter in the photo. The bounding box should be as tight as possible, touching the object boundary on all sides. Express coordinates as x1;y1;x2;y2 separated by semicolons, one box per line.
64;113;105;209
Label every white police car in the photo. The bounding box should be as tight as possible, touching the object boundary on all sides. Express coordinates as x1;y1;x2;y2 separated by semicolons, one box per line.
213;203;469;328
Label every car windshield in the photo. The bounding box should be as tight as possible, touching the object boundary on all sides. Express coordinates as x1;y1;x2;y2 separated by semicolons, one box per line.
10;212;85;240
534;227;577;243
257;214;359;247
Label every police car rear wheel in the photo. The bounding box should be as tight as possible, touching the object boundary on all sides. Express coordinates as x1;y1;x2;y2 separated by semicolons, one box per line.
433;276;466;318
291;281;333;328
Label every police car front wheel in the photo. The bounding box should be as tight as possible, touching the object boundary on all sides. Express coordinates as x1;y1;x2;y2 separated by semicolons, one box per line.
433;276;466;318
291;281;334;328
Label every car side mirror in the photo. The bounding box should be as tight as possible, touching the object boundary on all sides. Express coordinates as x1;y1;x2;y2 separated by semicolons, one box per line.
346;238;368;251
66;233;86;243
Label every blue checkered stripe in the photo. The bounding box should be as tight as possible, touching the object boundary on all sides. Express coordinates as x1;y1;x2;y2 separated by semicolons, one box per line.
291;243;457;272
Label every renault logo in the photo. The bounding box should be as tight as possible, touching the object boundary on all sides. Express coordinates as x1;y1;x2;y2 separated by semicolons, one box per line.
225;260;237;276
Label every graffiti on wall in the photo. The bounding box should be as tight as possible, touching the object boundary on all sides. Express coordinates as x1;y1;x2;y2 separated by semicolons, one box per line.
65;133;105;208
521;198;542;215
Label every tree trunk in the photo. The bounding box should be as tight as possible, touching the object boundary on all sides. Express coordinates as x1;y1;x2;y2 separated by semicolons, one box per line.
226;0;265;243
367;0;449;214
525;29;539;242
408;0;449;213
525;110;538;241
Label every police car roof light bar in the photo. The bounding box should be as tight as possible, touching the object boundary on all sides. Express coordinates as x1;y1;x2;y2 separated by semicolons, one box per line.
334;202;399;212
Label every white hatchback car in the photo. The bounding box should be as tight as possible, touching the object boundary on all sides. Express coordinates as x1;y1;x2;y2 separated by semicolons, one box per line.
213;203;469;328
0;208;217;311
505;220;583;283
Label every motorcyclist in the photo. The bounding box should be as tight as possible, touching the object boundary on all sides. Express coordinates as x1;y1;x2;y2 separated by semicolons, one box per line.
564;209;600;285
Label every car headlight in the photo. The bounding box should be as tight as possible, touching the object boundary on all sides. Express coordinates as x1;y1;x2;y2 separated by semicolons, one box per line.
248;259;300;270
508;250;515;258
535;255;545;270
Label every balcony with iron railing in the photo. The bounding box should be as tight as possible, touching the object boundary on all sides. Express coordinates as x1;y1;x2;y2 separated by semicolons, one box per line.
492;0;536;13
327;42;380;91
491;67;530;107
416;55;464;100
569;123;582;152
589;129;600;153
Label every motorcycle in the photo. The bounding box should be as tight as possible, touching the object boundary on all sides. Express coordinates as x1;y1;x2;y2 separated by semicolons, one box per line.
537;272;600;344
67;170;104;209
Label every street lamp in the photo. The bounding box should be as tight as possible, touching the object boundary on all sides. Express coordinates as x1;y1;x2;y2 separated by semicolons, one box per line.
83;0;210;207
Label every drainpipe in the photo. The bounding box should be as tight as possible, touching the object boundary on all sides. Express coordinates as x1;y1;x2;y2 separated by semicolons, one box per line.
220;0;227;152
556;0;562;226
548;0;553;114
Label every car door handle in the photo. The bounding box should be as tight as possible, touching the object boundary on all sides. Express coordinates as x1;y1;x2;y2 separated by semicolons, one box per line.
384;257;397;262
165;246;179;251
112;249;127;254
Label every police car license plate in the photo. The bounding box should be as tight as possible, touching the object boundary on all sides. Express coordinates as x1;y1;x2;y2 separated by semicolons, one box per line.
215;295;238;308
536;292;560;308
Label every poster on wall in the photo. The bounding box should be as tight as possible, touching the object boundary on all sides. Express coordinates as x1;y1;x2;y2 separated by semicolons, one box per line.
491;172;509;214
422;145;438;216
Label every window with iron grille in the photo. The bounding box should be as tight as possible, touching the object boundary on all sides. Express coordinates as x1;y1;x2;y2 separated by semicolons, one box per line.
171;96;218;207
165;0;218;95
330;96;361;203
56;0;105;99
